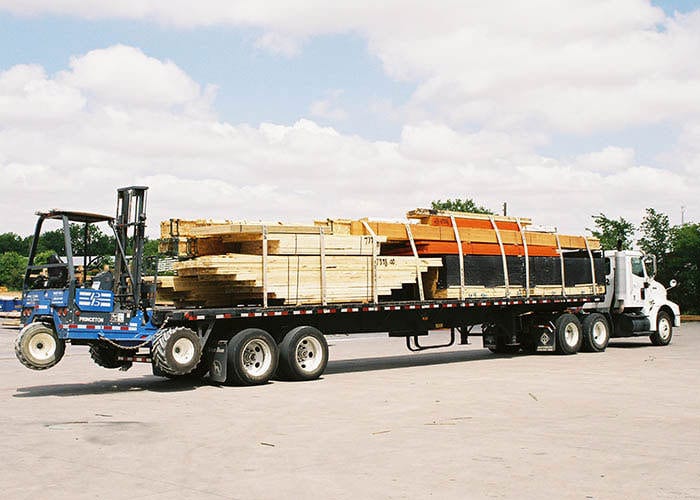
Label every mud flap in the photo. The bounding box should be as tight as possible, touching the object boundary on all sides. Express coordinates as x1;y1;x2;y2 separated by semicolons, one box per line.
208;340;228;383
536;330;556;352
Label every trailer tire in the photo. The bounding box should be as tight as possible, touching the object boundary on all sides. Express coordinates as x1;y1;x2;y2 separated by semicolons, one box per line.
151;327;202;376
278;326;329;381
15;322;65;370
650;311;673;346
554;313;582;355
227;329;278;385
581;313;610;352
89;343;124;369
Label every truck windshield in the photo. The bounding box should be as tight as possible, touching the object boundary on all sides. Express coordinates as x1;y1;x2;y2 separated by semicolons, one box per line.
631;256;645;278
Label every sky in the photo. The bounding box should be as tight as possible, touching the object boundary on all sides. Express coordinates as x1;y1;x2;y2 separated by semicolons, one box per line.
0;0;699;238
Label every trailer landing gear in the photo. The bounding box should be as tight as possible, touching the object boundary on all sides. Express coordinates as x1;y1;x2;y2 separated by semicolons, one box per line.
15;323;65;370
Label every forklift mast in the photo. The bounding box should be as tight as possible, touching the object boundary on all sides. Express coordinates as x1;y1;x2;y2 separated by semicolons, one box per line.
113;186;149;311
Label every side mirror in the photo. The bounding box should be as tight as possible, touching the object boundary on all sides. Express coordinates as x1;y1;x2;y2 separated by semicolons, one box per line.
667;279;678;291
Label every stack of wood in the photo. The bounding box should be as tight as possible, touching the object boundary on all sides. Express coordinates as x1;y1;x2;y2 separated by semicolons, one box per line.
327;209;604;300
156;209;603;306
157;219;441;307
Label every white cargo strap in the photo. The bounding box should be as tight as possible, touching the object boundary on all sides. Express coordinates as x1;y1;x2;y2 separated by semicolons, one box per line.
450;216;465;300
555;232;566;297
361;220;379;304
319;227;327;306
583;236;596;292
404;222;425;301
262;225;268;308
516;218;530;298
489;216;510;298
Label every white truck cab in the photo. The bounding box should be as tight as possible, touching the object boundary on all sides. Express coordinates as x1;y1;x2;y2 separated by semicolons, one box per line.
586;250;680;344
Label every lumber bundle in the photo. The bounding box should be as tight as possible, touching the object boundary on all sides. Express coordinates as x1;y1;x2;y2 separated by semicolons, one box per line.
160;254;440;307
156;208;603;306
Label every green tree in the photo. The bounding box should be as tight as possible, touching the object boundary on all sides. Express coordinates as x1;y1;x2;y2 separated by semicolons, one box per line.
69;223;116;256
665;223;700;313
588;213;635;250
0;252;28;290
35;229;66;254
0;233;29;255
431;198;494;214
144;238;160;257
638;208;671;263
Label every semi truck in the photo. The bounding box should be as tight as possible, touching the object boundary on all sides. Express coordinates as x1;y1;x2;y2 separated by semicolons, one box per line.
15;186;680;385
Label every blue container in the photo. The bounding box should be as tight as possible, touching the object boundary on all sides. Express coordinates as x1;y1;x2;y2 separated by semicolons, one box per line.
0;299;21;312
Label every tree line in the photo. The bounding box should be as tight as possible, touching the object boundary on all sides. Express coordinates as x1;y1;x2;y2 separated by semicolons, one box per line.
0;225;158;290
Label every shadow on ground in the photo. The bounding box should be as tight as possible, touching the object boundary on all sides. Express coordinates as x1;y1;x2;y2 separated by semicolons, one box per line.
325;348;507;375
14;375;207;398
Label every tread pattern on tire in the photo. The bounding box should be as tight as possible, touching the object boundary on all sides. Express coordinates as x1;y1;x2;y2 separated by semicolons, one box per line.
151;327;176;375
89;344;124;369
151;327;202;376
14;322;65;370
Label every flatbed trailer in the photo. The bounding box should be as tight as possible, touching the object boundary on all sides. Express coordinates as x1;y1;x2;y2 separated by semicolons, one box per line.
14;186;679;386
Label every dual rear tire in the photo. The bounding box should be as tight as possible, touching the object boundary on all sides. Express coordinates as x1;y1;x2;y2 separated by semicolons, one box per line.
225;326;328;386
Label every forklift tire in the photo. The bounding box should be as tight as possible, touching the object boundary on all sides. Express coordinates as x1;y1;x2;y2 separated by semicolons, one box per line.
581;313;610;352
226;329;278;386
15;323;65;370
277;326;329;381
89;344;124;369
554;313;583;355
151;327;202;376
650;311;673;346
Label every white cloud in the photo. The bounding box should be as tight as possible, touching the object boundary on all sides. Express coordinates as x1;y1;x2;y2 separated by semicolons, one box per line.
0;45;697;239
57;45;215;115
254;32;303;57
575;147;636;173
3;1;700;134
309;90;348;122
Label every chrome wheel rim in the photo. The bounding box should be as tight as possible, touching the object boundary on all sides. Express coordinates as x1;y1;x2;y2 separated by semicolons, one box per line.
592;321;608;346
172;337;196;365
242;339;272;377
295;336;323;373
564;322;580;347
658;318;671;340
28;332;56;362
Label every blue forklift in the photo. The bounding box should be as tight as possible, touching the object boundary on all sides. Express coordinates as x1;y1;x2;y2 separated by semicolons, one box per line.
15;186;204;377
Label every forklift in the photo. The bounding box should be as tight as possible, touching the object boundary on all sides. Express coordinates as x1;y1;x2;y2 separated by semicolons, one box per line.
15;186;202;376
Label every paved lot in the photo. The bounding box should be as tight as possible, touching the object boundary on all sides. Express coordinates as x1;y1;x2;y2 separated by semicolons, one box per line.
0;323;698;499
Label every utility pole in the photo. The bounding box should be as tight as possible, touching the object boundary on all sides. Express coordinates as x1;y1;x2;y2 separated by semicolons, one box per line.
502;202;507;217
681;205;686;225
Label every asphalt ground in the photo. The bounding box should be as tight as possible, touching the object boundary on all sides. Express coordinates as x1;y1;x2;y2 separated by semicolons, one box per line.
0;323;698;499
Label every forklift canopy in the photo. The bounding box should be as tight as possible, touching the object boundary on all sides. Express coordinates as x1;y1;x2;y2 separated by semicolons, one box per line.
35;210;114;224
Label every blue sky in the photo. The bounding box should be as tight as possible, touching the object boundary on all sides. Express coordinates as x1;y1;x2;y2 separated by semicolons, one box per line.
0;12;414;140
0;1;699;234
1;1;696;157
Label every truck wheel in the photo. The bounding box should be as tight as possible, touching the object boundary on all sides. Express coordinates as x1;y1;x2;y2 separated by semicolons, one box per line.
581;313;610;352
15;322;65;370
278;326;329;381
555;313;582;355
650;311;673;346
227;329;278;385
89;344;124;369
151;327;202;375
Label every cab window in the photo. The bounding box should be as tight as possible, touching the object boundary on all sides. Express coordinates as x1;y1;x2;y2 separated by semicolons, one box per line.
631;257;645;278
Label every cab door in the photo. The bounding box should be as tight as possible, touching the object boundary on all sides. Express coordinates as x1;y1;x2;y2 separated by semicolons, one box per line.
627;255;647;309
